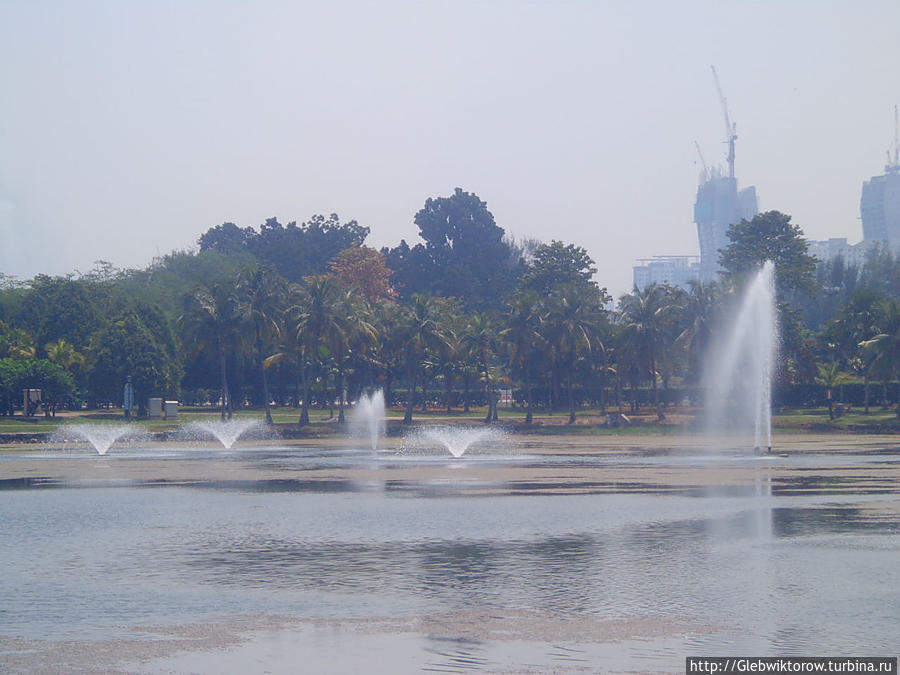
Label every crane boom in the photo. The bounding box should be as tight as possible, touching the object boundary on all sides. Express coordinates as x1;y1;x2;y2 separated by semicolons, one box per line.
694;140;710;181
711;65;737;179
885;104;899;174
894;104;899;170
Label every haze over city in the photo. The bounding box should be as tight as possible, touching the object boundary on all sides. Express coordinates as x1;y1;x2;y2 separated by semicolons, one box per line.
2;0;899;296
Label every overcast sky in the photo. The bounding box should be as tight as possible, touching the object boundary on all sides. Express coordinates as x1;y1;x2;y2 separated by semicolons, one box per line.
2;1;900;297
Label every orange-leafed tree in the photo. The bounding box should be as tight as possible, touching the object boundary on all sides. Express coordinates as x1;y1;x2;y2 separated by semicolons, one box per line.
327;246;396;305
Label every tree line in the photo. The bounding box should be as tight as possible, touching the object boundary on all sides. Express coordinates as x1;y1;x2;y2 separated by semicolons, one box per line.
2;189;900;423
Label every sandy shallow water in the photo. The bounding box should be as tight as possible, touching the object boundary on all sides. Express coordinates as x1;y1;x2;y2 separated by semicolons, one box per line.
2;432;898;673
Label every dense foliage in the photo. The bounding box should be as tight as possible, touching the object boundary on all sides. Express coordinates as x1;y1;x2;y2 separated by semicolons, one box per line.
2;194;900;421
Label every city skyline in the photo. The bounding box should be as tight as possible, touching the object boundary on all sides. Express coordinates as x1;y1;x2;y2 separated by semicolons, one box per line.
3;1;900;297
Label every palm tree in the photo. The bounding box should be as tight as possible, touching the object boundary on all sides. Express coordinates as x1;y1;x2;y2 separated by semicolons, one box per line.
814;362;853;420
236;267;285;424
0;322;36;360
500;291;544;424
675;281;719;384
179;282;243;419
334;288;378;423
45;338;85;371
831;290;882;413
462;313;500;423
860;299;900;417
543;284;604;424
618;284;679;421
398;295;449;423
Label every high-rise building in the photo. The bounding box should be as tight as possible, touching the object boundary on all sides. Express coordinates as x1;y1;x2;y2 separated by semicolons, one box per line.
861;106;900;248
694;172;758;283
860;173;900;247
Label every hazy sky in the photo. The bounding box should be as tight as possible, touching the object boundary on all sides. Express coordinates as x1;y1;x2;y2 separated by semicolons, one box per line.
2;1;900;297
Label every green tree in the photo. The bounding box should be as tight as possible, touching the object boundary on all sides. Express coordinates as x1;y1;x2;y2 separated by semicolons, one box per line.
45;338;85;372
397;295;450;423
675;281;719;384
385;189;523;311
0;321;36;359
236;267;285;424
88;311;180;415
827;290;883;412
543;284;607;424
15;275;104;354
618;284;680;421
21;359;77;417
860;299;900;417
814;362;853;420
500;291;545;423
462;313;500;423
180;283;242;419
519;241;597;295
719;211;818;296
0;358;27;415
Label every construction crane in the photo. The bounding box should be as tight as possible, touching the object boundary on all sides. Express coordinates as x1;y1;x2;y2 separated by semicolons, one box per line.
694;140;710;182
711;65;737;179
886;104;899;174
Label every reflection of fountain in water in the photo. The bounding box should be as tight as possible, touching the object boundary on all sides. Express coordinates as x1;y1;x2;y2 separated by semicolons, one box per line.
187;419;263;449
705;261;778;453
415;426;507;458
56;424;135;455
352;390;385;451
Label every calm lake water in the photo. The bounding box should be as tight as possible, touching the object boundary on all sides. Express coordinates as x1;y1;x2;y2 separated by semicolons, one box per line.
1;442;898;673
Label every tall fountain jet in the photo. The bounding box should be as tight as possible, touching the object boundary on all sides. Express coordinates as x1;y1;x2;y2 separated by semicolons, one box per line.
706;261;778;453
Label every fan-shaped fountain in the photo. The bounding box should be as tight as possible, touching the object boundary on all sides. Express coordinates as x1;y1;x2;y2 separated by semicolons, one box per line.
705;261;778;453
352;389;385;451
418;426;507;458
187;419;263;449
57;424;135;455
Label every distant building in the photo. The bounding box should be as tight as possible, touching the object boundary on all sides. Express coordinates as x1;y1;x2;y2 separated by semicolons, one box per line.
807;237;878;267
694;173;758;283
860;173;900;248
860;106;900;249
632;256;700;291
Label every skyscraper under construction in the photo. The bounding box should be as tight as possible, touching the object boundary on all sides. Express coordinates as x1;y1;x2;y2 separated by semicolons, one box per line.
860;106;900;248
694;67;758;283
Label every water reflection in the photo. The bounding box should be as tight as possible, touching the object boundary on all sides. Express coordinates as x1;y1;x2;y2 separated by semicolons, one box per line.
1;446;898;664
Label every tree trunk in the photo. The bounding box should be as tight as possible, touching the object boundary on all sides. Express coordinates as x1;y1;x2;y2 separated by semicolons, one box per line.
404;353;416;423
616;372;623;416
895;368;900;418
384;372;393;412
299;362;310;426
567;370;576;425
463;372;471;413
337;370;346;424
864;374;870;414
651;355;664;421
420;368;428;413
218;341;230;421
256;324;273;425
445;371;453;413
599;378;606;416
525;382;533;424
482;352;492;424
630;373;637;413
